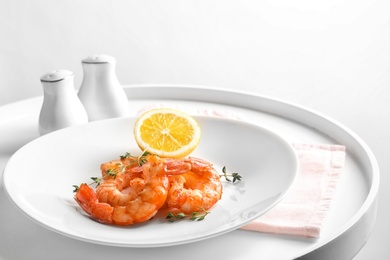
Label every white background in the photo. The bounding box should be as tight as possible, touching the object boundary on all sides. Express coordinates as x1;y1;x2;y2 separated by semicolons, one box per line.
1;0;389;258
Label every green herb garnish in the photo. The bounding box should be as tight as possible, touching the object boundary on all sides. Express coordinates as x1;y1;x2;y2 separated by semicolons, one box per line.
120;152;132;159
220;166;242;183
72;185;79;193
166;208;210;222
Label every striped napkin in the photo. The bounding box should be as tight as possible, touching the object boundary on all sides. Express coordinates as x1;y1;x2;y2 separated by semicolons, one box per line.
241;143;346;237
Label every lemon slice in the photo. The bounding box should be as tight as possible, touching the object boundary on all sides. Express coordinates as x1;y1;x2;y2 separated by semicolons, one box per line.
134;108;201;158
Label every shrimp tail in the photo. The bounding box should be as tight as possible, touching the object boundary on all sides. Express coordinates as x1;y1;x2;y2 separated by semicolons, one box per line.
75;183;97;215
75;183;114;224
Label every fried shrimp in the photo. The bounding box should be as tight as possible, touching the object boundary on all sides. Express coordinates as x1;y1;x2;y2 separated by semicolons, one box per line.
75;155;180;225
166;157;223;214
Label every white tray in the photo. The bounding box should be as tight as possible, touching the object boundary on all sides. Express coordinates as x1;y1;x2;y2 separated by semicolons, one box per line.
0;85;379;260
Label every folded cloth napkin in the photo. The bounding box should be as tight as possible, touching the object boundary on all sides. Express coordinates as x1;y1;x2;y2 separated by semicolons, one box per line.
240;143;346;238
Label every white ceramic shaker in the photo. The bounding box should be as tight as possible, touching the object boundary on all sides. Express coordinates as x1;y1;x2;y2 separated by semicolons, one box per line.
78;54;128;121
38;70;88;136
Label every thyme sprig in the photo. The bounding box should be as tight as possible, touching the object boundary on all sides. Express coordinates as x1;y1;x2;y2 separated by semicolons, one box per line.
166;208;210;222
72;176;101;192
119;149;151;166
90;176;102;186
138;151;151;166
106;169;117;179
72;185;79;192
137;147;151;166
119;152;132;159
220;166;242;183
73;151;153;193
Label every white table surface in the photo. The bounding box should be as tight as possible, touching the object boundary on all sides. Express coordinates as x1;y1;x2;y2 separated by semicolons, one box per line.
0;84;389;259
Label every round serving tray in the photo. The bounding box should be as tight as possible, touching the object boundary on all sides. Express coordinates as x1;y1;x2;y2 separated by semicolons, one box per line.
0;84;379;260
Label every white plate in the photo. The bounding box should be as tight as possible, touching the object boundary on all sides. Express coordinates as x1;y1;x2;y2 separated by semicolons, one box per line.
2;116;298;247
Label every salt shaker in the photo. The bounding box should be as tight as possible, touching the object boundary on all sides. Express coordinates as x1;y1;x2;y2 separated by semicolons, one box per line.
38;70;88;136
78;54;128;121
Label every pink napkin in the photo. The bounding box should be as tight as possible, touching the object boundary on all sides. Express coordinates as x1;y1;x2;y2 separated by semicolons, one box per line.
240;143;346;238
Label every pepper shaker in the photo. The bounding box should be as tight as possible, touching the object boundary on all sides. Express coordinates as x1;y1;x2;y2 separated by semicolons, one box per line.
78;54;128;121
38;70;88;136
